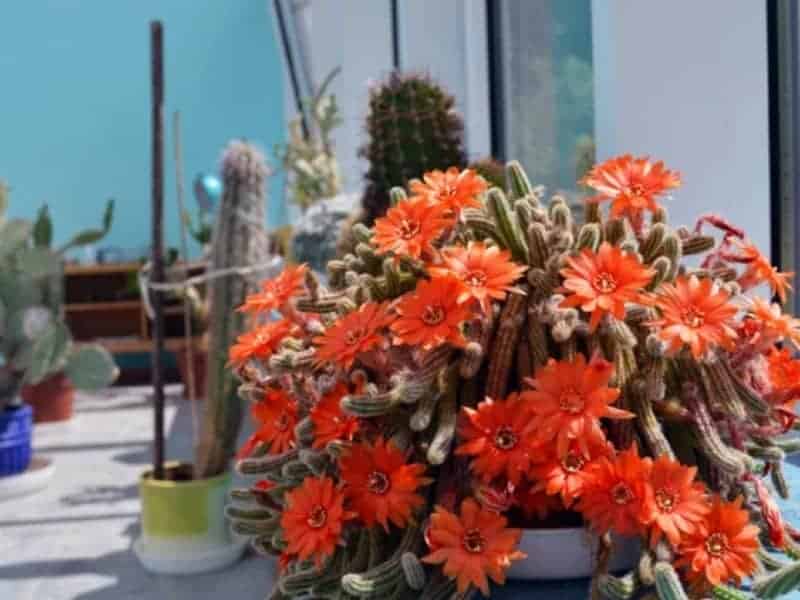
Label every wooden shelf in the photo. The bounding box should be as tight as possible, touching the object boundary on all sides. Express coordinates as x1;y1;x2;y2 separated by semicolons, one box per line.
66;300;142;313
64;262;142;276
94;337;194;354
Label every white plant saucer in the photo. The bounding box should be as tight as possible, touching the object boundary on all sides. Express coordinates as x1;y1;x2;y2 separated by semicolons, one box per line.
133;536;247;576
508;526;640;580
0;456;55;502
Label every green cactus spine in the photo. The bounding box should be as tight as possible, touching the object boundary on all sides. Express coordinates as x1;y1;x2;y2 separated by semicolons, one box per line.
196;141;271;478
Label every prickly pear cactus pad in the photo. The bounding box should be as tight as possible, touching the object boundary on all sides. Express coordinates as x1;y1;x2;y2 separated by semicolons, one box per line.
227;157;800;599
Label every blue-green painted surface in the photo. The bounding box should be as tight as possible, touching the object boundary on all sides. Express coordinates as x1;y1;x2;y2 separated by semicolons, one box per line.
0;1;286;259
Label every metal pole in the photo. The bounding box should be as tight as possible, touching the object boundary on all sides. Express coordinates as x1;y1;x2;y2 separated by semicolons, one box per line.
150;21;166;481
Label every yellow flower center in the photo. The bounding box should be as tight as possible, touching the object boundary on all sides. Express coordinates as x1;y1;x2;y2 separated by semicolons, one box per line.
466;270;487;288
422;305;445;326
344;327;365;346
611;482;634;505
562;452;586;473
462;528;487;554
558;388;585;414
682;306;705;328
592;272;618;294
274;411;290;432
655;487;678;513
399;219;421;240
307;505;328;529
705;532;729;558
493;425;519;451
367;470;391;495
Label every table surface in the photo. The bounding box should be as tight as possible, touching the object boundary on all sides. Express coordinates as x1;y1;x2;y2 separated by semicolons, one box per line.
2;387;800;599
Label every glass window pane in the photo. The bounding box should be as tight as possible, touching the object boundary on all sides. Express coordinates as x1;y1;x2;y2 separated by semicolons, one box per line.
493;0;595;198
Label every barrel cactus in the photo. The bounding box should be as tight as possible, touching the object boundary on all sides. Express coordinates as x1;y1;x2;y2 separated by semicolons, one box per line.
226;157;800;599
359;71;466;225
195;140;272;479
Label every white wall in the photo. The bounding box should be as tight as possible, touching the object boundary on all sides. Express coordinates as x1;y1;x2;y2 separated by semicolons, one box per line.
308;1;394;192
399;0;491;161
591;0;771;255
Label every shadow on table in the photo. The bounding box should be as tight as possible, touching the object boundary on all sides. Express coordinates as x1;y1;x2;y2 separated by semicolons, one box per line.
60;484;138;507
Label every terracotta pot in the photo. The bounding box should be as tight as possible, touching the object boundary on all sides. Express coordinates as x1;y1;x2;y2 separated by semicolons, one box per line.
21;373;75;423
176;346;207;400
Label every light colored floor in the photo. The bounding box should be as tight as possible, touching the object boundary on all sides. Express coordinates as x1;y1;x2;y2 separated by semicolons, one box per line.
0;386;273;600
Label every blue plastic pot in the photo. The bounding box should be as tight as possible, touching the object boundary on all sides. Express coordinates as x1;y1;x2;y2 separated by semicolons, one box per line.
0;404;33;476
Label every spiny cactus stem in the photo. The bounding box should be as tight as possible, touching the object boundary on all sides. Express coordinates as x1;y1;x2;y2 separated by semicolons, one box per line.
485;289;527;399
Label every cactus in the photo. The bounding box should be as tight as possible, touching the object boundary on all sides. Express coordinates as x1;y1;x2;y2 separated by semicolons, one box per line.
754;561;800;598
225;157;800;599
358;71;466;225
195;140;271;478
653;562;689;600
468;157;506;190
0;186;118;411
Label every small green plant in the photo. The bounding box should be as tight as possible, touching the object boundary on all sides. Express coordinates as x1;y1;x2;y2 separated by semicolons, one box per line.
276;67;343;212
0;187;118;409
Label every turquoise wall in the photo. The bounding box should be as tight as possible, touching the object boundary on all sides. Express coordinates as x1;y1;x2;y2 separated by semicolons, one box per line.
0;1;286;258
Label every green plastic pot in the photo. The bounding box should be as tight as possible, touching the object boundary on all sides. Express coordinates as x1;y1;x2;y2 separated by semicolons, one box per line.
135;461;245;575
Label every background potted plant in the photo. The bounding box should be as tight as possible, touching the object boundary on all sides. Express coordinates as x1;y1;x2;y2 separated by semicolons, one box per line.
277;67;357;274
0;183;117;498
135;30;276;573
18;198;117;422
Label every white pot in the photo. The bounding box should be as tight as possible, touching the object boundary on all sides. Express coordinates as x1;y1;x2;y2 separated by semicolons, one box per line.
507;527;640;580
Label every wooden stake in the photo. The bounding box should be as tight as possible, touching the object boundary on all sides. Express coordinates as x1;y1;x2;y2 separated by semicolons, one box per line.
150;21;166;481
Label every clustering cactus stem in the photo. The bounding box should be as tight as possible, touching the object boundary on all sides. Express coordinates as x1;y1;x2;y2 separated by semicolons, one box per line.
225;156;800;599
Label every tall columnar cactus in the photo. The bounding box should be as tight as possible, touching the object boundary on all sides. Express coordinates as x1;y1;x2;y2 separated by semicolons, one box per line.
226;157;800;599
196;141;271;479
358;71;466;225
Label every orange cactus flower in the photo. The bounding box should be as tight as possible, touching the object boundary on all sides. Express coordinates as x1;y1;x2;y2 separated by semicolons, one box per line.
735;241;793;303
339;437;431;531
237;388;297;458
423;498;525;596
280;476;356;567
531;439;612;506
238;264;308;314
648;455;710;548
409;167;488;215
429;242;527;313
521;353;633;459
559;242;654;331
455;393;537;485
582;154;681;222
577;445;656;537
514;482;564;521
372;196;453;260
309;383;359;449
313;301;392;369
648;275;739;359
675;496;759;588
767;348;800;408
748;297;800;348
391;275;471;350
228;319;295;366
